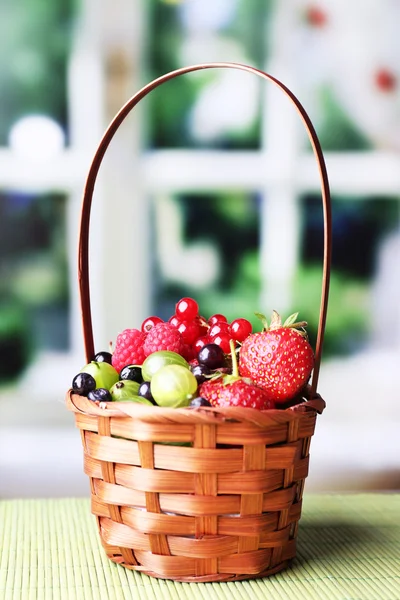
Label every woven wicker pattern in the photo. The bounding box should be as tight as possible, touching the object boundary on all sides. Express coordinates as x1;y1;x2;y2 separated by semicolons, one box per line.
66;391;325;582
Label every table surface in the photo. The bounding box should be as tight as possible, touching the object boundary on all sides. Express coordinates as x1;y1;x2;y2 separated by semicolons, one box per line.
1;494;399;600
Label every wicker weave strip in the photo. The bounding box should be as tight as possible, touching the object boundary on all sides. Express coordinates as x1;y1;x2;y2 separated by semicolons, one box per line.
124;543;297;579
90;476;301;514
84;431;303;472
91;497;303;535
84;453;309;498
67;391;324;422
75;411;318;444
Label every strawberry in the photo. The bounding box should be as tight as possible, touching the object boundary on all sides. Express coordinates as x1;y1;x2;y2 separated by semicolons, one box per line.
199;339;275;410
239;311;314;404
112;328;146;372
199;377;275;410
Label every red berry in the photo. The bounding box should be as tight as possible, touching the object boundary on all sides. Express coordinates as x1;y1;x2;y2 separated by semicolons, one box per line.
209;322;230;339
177;320;201;345
196;315;209;337
239;311;314;404
212;333;232;354
143;322;182;356
112;328;146;372
141;316;163;333
193;336;211;354
199;377;275;410
168;315;181;328
180;343;196;362
230;318;252;342
208;314;228;326
175;297;199;321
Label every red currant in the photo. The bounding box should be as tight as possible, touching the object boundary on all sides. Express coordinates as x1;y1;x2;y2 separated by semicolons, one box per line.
175;297;199;321
177;320;200;345
193;336;211;354
229;318;252;342
209;322;230;339
180;343;196;362
141;316;163;333
208;314;228;326
168;315;181;328
195;315;209;337
212;333;232;354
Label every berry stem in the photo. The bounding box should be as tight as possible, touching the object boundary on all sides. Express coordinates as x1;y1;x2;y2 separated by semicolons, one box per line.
229;339;239;377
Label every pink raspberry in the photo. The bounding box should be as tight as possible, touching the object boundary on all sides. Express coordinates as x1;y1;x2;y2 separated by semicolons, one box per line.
143;322;182;356
112;328;146;372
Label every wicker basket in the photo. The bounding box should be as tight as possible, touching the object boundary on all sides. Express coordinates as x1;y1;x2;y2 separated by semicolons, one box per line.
66;62;332;583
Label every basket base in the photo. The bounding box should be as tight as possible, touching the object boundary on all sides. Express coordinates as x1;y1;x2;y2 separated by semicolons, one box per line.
108;555;290;583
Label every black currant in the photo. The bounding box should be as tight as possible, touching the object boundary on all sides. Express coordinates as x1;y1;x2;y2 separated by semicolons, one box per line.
120;365;143;384
190;363;211;384
197;343;226;369
94;351;113;364
87;388;112;402
189;397;212;408
72;372;96;396
138;381;156;404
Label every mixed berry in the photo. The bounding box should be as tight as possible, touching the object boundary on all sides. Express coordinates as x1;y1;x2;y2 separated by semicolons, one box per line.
71;297;314;411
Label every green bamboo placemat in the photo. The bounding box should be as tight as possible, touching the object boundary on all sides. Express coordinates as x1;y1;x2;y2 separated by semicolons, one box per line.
1;494;399;600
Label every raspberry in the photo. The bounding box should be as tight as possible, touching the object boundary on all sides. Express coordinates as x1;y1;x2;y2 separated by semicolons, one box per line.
112;328;146;372
143;322;182;356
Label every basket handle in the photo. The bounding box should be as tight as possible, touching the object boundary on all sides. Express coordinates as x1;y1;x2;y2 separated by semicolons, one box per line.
79;62;332;394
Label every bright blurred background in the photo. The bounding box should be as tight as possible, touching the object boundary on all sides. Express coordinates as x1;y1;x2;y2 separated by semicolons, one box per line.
0;0;399;498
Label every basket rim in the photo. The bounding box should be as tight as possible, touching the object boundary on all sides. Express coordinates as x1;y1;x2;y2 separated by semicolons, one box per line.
66;388;325;425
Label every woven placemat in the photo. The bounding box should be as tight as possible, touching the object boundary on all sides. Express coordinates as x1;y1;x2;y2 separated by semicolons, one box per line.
1;494;399;600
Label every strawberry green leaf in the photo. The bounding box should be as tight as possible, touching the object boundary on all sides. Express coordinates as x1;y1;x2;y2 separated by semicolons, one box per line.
283;313;299;327
222;374;242;385
254;312;269;330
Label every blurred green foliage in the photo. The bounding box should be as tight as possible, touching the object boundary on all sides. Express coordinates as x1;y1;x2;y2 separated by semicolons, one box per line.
146;0;269;149
0;302;31;380
1;0;397;383
0;192;69;382
173;254;370;357
0;0;75;144
0;1;74;380
158;190;398;357
316;87;370;151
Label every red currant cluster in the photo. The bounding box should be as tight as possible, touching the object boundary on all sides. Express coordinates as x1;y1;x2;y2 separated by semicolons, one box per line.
163;297;251;356
111;297;253;373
